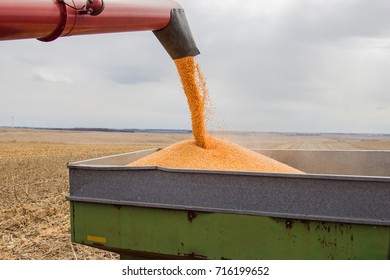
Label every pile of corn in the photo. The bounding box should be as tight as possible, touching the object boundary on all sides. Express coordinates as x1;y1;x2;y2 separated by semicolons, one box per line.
128;56;303;174
127;136;304;174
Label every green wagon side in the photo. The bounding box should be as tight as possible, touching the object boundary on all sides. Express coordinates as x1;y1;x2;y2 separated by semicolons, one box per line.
67;149;390;259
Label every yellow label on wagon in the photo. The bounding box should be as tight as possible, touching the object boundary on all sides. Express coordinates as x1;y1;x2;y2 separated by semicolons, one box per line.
87;235;107;244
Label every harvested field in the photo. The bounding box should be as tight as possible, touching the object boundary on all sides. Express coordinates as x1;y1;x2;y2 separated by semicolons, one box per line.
1;128;389;259
0;131;155;260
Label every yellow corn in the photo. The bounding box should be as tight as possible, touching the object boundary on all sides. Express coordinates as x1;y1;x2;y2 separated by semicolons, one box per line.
174;56;208;148
127;137;304;174
128;57;303;174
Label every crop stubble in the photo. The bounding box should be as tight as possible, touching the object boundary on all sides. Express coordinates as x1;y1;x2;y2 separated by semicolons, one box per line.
0;141;152;260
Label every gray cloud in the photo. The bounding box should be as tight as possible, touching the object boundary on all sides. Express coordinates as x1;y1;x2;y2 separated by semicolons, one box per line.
0;0;389;133
32;67;73;84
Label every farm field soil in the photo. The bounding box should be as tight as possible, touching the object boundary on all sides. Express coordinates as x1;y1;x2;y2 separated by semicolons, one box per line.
0;135;156;259
1;128;390;259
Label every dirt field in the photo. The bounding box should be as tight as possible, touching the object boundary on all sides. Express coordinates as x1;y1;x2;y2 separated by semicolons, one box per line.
1;128;389;259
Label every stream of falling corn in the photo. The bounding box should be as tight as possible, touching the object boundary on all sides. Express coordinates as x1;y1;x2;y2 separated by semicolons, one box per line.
127;56;304;174
174;56;208;148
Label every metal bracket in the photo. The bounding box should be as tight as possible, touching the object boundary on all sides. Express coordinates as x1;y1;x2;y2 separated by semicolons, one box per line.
85;0;105;16
37;0;105;42
37;0;68;42
76;0;105;16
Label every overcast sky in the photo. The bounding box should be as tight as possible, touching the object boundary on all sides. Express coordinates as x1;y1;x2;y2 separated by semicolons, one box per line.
1;0;390;133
